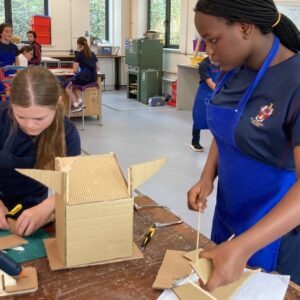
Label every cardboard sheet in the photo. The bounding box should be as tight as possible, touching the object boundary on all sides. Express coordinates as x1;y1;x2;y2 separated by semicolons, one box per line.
128;158;167;195
183;248;204;262
0;267;38;297
152;250;192;289
44;238;143;270
190;258;212;284
0;234;28;250
173;282;216;300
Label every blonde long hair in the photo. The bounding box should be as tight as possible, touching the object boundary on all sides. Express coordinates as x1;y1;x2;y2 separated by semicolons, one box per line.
9;66;66;170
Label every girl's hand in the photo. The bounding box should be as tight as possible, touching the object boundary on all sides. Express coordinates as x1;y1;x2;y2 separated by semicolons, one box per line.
0;200;9;230
199;239;251;291
16;200;54;236
187;179;214;212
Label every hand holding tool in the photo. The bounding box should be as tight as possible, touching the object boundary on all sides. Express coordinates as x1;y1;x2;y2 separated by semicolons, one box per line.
6;204;22;219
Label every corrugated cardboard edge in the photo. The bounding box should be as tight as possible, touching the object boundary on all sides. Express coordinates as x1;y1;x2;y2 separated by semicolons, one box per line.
0;267;38;297
43;238;143;270
152;250;192;290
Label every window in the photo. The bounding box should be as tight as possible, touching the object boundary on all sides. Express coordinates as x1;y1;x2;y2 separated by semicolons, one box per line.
2;0;48;41
0;1;5;24
89;0;109;42
147;0;181;49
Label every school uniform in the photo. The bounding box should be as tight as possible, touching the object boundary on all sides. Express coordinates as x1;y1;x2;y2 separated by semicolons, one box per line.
72;51;97;85
28;41;41;66
192;57;220;145
207;37;300;283
0;42;18;76
0;102;81;211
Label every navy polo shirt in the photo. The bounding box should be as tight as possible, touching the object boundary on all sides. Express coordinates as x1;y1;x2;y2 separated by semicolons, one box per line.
74;51;97;83
199;57;220;84
0;103;81;210
212;52;300;170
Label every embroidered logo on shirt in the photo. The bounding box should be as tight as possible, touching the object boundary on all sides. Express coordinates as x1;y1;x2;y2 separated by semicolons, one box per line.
250;103;274;127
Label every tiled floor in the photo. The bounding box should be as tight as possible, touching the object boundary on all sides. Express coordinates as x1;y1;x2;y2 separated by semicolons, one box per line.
72;89;217;238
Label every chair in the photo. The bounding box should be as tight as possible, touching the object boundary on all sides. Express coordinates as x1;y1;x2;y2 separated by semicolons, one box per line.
68;82;100;130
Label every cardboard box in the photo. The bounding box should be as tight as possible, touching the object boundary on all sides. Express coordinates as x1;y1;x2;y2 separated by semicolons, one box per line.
17;153;166;269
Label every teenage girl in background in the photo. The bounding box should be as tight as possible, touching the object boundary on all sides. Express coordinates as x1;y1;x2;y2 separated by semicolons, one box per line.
0;23;19;76
27;30;41;66
18;45;33;67
65;37;99;112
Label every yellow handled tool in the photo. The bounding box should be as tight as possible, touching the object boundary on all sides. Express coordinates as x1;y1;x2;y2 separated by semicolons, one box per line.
141;226;155;250
6;204;23;218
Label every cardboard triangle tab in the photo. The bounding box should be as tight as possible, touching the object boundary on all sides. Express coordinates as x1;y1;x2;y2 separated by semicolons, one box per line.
15;169;64;195
128;157;167;195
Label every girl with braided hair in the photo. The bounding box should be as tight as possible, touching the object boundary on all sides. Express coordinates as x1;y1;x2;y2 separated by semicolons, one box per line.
187;0;300;290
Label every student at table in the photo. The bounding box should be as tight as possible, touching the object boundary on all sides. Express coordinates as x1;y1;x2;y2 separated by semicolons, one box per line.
17;45;33;67
65;37;99;112
0;23;19;76
0;66;81;236
27;30;41;66
187;0;300;289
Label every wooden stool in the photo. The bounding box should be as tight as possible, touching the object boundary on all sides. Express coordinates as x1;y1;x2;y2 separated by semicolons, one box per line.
68;82;101;130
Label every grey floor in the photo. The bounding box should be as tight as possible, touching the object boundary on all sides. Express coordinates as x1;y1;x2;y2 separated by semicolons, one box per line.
72;89;217;239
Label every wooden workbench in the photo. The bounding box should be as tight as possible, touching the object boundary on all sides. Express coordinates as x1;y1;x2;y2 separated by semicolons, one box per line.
7;196;300;299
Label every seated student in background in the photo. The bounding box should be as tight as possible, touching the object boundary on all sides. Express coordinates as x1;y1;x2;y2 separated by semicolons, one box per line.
27;30;41;65
0;66;81;236
65;37;99;112
190;54;220;152
0;23;19;76
18;46;33;67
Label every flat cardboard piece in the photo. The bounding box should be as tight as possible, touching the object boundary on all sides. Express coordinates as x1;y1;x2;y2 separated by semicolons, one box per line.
64;198;133;266
128;158;167;195
0;234;28;250
190;258;213;284
173;283;219;300
15;169;63;195
152;250;192;289
0;267;38;296
188;261;254;300
173;282;216;300
183;248;204;262
43;238;143;270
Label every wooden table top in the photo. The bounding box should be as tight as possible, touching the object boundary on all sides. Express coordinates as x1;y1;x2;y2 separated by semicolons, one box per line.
7;196;300;299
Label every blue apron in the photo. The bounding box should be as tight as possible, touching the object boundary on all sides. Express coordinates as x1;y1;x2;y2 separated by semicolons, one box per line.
193;65;220;130
207;36;297;272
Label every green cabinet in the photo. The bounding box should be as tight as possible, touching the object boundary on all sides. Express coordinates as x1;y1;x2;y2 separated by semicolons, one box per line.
140;70;162;104
125;38;163;103
125;39;163;70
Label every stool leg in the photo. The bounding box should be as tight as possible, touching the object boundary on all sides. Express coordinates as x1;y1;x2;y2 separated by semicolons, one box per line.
81;91;85;130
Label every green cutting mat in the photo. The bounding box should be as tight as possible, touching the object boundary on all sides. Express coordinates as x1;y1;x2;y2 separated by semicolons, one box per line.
0;229;50;263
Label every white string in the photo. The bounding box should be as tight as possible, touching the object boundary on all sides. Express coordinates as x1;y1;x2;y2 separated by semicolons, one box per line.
195;208;201;263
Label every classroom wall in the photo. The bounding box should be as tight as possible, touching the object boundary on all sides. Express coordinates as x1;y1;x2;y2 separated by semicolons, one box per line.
44;0;300;86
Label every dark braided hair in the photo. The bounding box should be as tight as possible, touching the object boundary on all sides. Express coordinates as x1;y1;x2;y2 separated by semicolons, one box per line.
195;0;300;51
